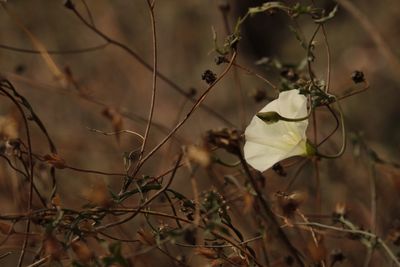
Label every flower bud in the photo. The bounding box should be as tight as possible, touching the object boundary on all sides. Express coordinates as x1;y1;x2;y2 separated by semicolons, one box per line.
256;111;282;124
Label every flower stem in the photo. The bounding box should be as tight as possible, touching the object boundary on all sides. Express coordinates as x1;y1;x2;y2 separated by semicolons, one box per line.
315;101;346;159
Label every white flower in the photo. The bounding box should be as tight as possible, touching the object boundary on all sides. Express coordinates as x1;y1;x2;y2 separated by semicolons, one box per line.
244;89;309;172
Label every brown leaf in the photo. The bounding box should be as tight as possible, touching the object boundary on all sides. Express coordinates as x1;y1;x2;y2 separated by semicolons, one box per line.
210;258;225;267
43;233;65;261
137;228;155;246
71;241;94;263
102;107;123;143
51;194;62;208
194;247;218;259
84;182;113;208
43;154;66;169
307;239;327;263
78;219;95;233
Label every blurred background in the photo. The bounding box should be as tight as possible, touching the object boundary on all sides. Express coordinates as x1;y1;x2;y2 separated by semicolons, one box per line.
0;0;400;266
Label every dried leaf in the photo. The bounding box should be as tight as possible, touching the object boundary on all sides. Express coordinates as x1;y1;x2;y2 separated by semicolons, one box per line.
71;241;94;263
84;182;112;208
43;154;66;169
194;247;218;259
43;233;64;261
307;240;327;263
137;228;155;246
51;194;62;208
78;219;95;233
210;258;225;267
102;107;123;143
4;8;66;84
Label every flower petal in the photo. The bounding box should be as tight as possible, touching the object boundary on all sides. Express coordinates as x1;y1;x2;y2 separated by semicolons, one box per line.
244;89;309;172
244;138;307;172
276;90;308;118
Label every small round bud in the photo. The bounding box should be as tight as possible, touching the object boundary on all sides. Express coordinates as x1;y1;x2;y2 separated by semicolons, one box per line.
256;111;282;124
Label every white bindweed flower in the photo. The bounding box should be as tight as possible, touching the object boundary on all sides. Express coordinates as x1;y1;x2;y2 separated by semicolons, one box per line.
244;89;310;172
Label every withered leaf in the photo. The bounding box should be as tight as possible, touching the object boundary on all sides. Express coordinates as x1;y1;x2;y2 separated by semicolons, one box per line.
43;154;66;169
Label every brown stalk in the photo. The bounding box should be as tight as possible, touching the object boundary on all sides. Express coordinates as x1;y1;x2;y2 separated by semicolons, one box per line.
122;51;238;192
238;151;306;267
138;0;158;163
68;2;235;127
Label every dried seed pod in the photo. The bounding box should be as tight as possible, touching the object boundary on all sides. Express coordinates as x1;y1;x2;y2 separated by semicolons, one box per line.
201;70;217;84
276;191;307;217
186;145;211;167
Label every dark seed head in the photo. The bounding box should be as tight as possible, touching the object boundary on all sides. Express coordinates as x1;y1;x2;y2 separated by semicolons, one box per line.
201;70;217;85
214;56;228;65
64;0;75;9
351;70;365;84
272;163;287;176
